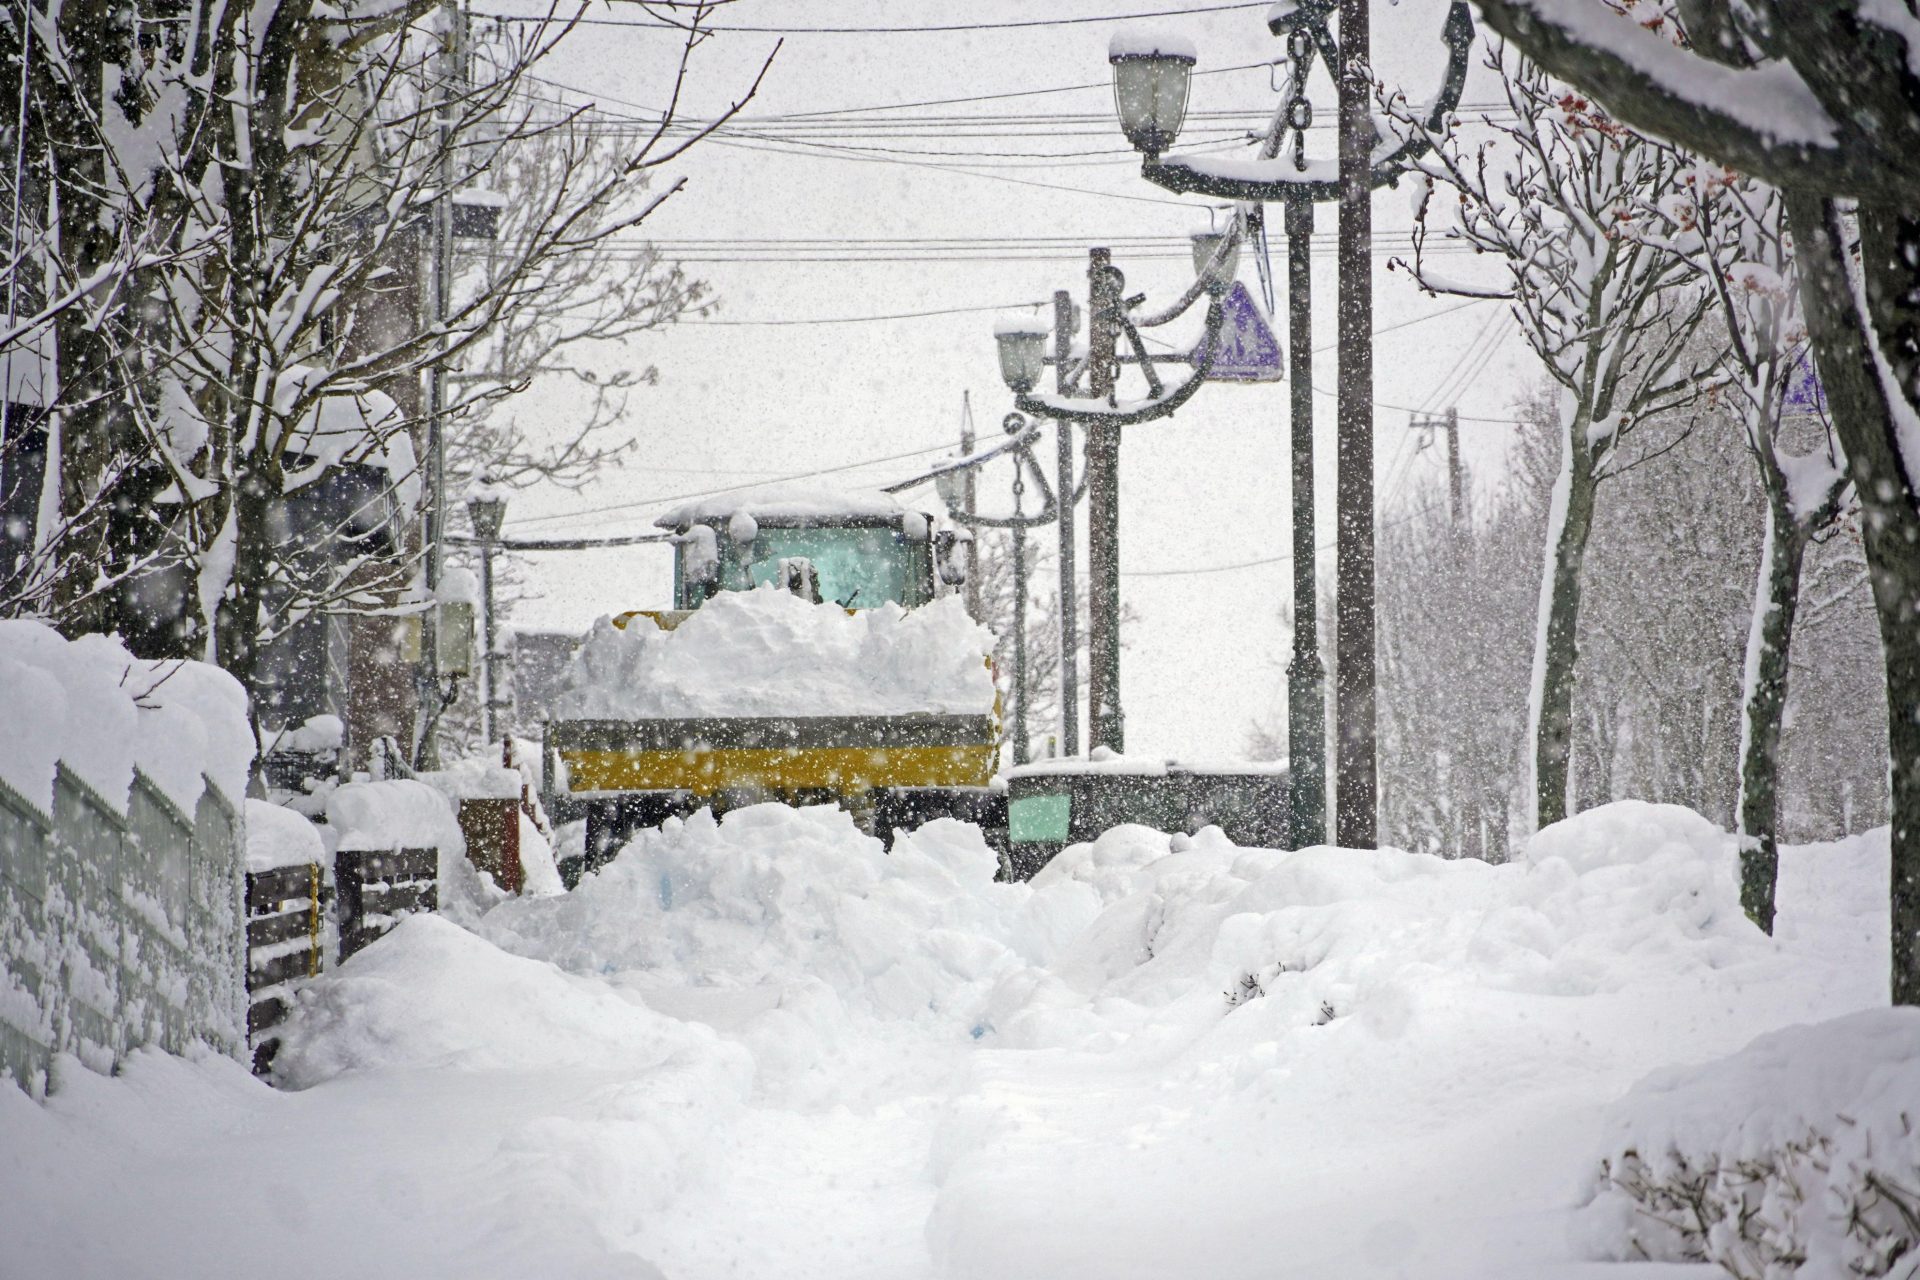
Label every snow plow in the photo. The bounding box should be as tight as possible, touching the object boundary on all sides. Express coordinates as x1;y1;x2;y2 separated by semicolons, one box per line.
543;487;1005;886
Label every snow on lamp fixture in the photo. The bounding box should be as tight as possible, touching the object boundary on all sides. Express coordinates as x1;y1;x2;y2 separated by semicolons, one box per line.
466;483;507;542
1109;29;1196;160
993;317;1049;394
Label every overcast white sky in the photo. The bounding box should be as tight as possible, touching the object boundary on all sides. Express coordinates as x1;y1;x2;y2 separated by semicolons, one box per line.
489;0;1535;759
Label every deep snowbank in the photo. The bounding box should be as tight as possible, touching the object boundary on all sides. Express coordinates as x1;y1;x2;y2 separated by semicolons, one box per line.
3;800;1891;1280
274;914;747;1086
551;587;996;719
480;809;1052;1028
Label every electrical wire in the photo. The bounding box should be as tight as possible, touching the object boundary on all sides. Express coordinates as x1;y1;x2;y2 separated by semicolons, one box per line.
1120;503;1443;576
473;2;1275;35
504;439;969;529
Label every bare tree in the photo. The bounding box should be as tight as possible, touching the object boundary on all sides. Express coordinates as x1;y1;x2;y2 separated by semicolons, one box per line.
1388;45;1715;830
1469;0;1920;1008
1635;164;1851;929
2;0;771;750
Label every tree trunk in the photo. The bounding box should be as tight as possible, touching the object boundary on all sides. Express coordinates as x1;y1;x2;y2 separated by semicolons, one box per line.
1736;492;1807;934
1787;191;1920;1004
42;0;125;634
1528;414;1599;830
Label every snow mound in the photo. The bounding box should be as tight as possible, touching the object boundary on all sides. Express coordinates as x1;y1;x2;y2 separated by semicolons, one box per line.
244;799;324;873
0;619;252;817
477;804;1039;1025
1575;1008;1920;1276
552;587;996;720
272;914;748;1088
324;779;500;921
988;800;1757;1050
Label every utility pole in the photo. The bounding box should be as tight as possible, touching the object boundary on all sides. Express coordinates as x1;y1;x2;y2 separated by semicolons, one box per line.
1010;464;1030;766
1084;248;1125;754
1334;0;1377;847
416;0;462;769
960;391;981;623
1053;289;1080;758
1284;197;1326;847
1413;407;1464;530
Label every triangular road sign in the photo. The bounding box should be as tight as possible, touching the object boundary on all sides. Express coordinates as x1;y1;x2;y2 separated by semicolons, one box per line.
1190;282;1283;383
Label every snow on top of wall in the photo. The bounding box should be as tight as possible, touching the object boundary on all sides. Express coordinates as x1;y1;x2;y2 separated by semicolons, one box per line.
0;621;253;819
1006;752;1288;779
552;587;996;720
419;755;523;801
654;483;915;530
325;779;464;854
245;799;325;873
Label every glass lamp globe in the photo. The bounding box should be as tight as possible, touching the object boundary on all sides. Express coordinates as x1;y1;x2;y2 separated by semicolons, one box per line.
994;321;1049;394
1109;31;1197;159
1190;229;1241;288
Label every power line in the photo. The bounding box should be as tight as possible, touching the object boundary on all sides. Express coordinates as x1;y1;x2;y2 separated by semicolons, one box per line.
1121;505;1442;576
505;439;967;530
681;300;1045;326
475;2;1273;35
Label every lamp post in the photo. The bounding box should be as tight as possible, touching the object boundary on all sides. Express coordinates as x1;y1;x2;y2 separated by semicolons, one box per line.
937;412;1059;767
466;483;508;747
1108;3;1472;847
994;225;1238;757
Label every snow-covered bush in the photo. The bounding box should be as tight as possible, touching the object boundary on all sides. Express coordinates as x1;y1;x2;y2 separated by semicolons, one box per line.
1576;1009;1920;1279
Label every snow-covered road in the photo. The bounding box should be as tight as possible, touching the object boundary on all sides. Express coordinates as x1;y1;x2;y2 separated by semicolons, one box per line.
1;802;1890;1280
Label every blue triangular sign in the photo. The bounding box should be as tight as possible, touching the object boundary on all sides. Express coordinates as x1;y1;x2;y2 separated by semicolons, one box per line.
1191;282;1283;383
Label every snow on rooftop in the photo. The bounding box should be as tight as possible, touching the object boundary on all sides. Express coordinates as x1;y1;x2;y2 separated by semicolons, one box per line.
553;586;996;720
1107;26;1197;60
0;620;253;819
654;482;922;530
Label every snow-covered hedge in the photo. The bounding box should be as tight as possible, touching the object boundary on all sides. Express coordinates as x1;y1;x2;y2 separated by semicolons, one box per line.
1576;1009;1920;1279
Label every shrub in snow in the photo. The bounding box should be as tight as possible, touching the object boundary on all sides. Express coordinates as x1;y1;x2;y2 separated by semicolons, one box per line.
1576;1009;1920;1279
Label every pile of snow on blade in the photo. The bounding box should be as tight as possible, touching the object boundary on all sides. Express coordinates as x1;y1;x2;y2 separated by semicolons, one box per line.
477;804;1049;1028
552;586;996;719
1576;1008;1920;1278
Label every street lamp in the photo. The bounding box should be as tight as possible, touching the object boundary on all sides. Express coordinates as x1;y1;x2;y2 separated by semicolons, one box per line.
466;481;508;746
994;316;1049;394
1108;2;1473;851
989;217;1240;758
1108;30;1196;161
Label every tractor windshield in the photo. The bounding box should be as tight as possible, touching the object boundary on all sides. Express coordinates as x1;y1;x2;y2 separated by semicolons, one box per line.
724;525;931;608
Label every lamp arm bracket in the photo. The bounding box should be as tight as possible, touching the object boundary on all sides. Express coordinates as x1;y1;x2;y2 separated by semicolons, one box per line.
943;442;1059;528
1013;297;1224;428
